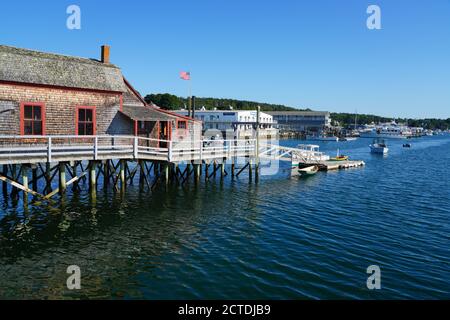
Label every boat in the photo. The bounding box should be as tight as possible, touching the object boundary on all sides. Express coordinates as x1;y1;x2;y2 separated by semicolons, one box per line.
330;155;349;161
298;165;319;177
359;122;413;139
370;138;389;154
295;144;330;161
403;143;411;148
339;137;358;142
330;149;349;161
306;135;339;142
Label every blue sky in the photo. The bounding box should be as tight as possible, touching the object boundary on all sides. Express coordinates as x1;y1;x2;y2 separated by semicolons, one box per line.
1;0;449;118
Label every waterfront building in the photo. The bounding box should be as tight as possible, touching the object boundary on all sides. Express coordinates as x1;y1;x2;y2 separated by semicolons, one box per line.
266;111;331;134
175;109;278;139
0;45;201;146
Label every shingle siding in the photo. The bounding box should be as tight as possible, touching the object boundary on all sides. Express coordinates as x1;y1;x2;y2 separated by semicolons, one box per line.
0;83;125;135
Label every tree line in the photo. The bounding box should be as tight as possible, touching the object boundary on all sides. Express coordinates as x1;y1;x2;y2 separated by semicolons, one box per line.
144;93;449;130
144;93;308;112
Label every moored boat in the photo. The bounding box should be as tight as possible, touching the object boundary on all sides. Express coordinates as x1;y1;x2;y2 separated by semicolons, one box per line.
370;138;389;154
298;165;319;177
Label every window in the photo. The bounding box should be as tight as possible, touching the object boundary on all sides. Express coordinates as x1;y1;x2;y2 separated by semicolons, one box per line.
76;106;96;135
177;120;187;130
21;103;45;135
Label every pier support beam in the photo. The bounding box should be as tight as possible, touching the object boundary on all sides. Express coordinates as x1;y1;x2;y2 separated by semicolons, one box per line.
22;165;29;203
32;165;38;191
120;160;126;190
89;161;97;191
248;160;253;182
45;162;52;194
2;165;8;196
164;163;169;186
231;160;235;177
194;164;200;183
59;162;67;194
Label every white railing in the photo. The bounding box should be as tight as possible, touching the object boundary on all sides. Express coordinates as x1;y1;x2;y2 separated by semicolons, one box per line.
0;135;257;164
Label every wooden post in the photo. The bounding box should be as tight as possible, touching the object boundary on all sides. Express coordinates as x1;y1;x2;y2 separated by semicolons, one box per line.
205;163;209;181
255;105;260;180
89;161;96;191
248;159;253;181
104;160;110;188
220;161;225;179
32;165;38;191
231;159;235;177
139;160;144;189
11;164;18;197
22;165;29;203
72;162;78;191
164;163;169;186
59;162;66;194
2;164;8;196
194;164;200;183
120;160;126;190
213;161;217;178
45;162;51;194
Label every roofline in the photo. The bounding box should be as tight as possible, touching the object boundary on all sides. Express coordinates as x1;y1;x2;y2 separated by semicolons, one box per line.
0;44;121;69
123;77;202;123
0;80;124;95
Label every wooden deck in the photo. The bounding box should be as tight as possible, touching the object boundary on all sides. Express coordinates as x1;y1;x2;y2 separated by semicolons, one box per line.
0;135;256;165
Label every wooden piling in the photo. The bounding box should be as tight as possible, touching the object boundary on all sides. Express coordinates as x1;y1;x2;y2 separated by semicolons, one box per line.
164;163;169;185
32;165;38;191
89;161;97;190
120;160;126;189
59;162;66;194
2;164;8;195
22;165;29;203
104;160;110;188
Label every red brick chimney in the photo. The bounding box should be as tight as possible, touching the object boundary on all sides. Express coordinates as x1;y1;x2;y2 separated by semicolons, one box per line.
101;45;110;64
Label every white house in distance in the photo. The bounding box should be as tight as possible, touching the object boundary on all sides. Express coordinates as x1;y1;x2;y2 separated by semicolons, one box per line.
175;109;278;139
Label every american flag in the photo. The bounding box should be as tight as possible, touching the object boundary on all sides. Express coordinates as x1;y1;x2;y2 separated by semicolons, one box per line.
180;71;190;80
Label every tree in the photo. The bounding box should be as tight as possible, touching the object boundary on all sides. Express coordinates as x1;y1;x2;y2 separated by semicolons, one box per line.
144;93;184;110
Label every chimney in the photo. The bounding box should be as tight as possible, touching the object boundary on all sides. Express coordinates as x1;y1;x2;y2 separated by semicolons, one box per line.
101;45;110;64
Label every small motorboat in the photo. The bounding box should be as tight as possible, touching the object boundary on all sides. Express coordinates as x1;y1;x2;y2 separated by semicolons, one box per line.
370;138;389;154
298;165;319;177
403;143;411;148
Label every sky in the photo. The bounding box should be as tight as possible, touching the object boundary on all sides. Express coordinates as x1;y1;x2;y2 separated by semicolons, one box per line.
1;0;449;119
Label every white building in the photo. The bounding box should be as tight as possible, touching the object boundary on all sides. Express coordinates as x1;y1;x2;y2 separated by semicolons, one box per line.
175;109;278;138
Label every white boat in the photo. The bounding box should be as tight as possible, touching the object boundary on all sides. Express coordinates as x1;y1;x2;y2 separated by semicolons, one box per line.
298;165;319;177
306;135;339;142
295;144;330;161
339;137;358;141
370;138;389;154
359;122;412;139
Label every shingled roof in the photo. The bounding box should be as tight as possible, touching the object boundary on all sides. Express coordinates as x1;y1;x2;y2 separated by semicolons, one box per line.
121;105;178;121
0;45;128;92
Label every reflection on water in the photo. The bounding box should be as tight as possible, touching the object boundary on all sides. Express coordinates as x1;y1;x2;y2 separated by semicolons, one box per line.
1;136;450;299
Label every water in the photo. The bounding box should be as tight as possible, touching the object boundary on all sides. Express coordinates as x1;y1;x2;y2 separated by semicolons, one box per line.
0;136;449;299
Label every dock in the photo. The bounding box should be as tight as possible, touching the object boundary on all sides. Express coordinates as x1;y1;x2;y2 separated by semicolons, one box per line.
0;135;365;206
315;160;365;171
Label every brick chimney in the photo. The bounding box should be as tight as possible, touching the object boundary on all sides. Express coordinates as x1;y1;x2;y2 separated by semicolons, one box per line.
101;45;110;64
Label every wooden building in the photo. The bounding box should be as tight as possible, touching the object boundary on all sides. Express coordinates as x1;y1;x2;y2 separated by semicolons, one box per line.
0;44;201;146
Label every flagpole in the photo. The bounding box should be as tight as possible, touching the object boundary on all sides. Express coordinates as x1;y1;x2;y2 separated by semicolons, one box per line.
188;73;192;117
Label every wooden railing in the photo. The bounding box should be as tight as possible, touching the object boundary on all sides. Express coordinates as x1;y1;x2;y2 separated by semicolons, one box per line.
0;135;257;164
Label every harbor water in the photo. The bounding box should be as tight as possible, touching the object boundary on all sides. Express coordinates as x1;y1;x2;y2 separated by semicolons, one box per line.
0;136;449;299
